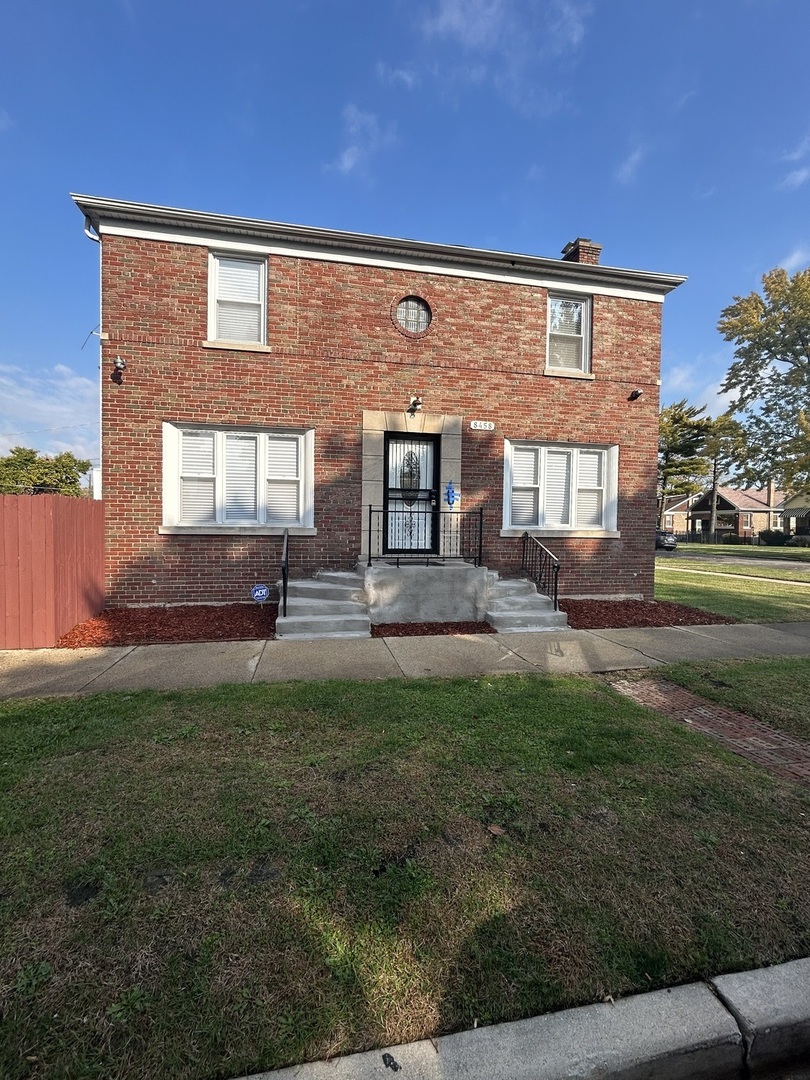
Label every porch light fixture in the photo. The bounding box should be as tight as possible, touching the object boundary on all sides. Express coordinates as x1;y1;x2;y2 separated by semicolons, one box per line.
628;388;643;401
111;356;127;384
407;395;423;416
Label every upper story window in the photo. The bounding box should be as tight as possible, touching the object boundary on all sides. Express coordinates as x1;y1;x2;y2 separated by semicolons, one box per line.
547;295;591;373
208;254;266;345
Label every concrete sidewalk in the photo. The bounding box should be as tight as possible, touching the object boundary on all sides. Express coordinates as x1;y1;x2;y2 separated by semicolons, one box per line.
2;621;810;698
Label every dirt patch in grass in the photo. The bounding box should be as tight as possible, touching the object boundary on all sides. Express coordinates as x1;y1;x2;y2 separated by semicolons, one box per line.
54;598;733;648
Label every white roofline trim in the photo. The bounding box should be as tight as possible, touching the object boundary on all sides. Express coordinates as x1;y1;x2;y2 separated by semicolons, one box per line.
95;220;671;302
71;193;686;299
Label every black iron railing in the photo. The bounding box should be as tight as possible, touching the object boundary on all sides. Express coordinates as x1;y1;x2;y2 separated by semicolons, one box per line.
367;506;483;567
280;528;289;617
521;533;560;610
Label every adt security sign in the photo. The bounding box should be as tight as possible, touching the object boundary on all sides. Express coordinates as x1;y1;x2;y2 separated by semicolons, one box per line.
251;583;271;604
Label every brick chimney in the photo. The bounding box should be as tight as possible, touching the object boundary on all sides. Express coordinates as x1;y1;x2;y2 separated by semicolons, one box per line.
561;238;603;265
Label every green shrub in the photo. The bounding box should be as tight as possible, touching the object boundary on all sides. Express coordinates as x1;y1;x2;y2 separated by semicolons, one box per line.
787;534;810;548
760;529;789;546
722;534;745;544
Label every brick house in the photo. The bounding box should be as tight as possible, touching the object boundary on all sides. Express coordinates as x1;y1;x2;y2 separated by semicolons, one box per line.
73;194;684;629
687;485;785;539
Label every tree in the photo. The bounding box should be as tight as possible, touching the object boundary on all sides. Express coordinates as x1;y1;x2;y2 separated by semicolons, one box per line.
701;413;748;535
658;399;712;525
0;447;91;496
718;266;810;492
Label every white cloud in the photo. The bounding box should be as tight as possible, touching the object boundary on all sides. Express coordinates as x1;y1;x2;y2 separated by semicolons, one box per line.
376;62;420;90
0;108;13;133
419;0;592;115
326;104;396;179
615;145;645;185
783;133;810;162
779;167;810;191
0;363;98;461
423;0;509;50
779;247;810;274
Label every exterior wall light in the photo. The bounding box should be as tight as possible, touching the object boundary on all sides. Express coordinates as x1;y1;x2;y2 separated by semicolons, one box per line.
407;395;423;416
628;388;643;401
111;356;127;384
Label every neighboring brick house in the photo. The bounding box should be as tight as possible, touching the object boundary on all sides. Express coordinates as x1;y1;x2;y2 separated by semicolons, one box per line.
687;485;785;538
73;194;684;611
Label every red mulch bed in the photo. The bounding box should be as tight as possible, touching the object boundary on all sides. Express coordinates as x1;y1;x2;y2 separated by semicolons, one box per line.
55;604;279;649
560;599;737;630
54;598;735;649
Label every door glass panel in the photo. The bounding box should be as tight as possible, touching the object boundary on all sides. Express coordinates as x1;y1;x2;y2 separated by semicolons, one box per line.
386;436;436;552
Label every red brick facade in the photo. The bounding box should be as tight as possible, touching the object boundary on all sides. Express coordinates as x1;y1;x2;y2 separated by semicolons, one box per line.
77;197;683;607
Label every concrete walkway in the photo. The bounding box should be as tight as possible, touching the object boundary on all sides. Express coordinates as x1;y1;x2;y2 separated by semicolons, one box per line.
3;621;810;699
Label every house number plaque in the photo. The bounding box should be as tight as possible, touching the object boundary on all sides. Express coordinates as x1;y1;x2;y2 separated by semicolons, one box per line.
469;420;495;431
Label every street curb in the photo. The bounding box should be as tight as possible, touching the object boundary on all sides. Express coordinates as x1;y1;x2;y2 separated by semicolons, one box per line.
237;959;810;1080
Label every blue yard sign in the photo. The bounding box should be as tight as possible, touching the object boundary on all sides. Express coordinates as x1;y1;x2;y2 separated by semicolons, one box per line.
251;583;271;604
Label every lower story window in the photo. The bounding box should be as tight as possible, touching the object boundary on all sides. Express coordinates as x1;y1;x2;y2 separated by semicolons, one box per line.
163;424;314;528
504;440;618;531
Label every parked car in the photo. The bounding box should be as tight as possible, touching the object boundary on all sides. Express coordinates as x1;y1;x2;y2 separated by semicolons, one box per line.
656;529;677;551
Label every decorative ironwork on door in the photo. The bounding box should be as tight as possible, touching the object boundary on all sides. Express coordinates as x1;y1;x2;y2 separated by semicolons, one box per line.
385;435;438;553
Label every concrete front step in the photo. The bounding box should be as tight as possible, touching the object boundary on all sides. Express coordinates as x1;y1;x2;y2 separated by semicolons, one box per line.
285;580;366;602
277;571;371;639
275;613;371;639
486;575;569;632
486;610;570;632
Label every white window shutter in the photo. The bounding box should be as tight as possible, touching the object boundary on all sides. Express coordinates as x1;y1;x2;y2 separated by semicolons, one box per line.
225;435;258;521
511;489;538;526
544;450;571;525
267;436;301;523
180;431;216;523
510;446;539;526
576;451;603;527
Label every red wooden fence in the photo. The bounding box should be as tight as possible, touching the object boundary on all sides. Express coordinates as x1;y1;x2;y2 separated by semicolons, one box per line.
1;495;105;649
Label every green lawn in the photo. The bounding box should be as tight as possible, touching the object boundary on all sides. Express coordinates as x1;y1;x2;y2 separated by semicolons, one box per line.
2;675;810;1078
672;542;810;562
663;558;810;583
662;657;810;741
655;565;810;622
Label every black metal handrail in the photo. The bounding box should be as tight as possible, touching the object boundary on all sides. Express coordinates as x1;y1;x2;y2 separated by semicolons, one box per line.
367;506;483;566
521;533;560;610
280;528;289;617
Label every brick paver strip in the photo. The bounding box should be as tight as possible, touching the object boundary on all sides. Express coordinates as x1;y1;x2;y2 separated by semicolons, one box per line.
612;678;810;786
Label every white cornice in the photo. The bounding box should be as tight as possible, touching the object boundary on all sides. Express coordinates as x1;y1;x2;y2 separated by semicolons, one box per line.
72;193;686;303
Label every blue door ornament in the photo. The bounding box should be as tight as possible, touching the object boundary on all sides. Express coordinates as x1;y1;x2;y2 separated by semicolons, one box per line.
444;481;457;507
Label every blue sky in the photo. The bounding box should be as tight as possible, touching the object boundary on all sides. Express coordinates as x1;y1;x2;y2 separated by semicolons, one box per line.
1;0;809;473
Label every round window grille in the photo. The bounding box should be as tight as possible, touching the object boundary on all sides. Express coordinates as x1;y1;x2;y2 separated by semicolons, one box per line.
396;296;432;334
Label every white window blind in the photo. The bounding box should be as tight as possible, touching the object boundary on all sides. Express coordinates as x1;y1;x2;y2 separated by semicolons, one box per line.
576;450;603;527
213;256;265;343
544;450;572;525
225;435;258;521
180;430;216;524
506;443;613;530
548;296;588;371
169;427;313;528
267;436;300;523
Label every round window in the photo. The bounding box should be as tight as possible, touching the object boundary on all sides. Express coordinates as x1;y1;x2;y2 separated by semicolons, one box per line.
396;295;432;335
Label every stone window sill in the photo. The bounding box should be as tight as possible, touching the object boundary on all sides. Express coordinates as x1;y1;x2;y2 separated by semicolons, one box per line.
500;528;620;539
543;367;595;380
159;526;316;536
202;340;273;354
